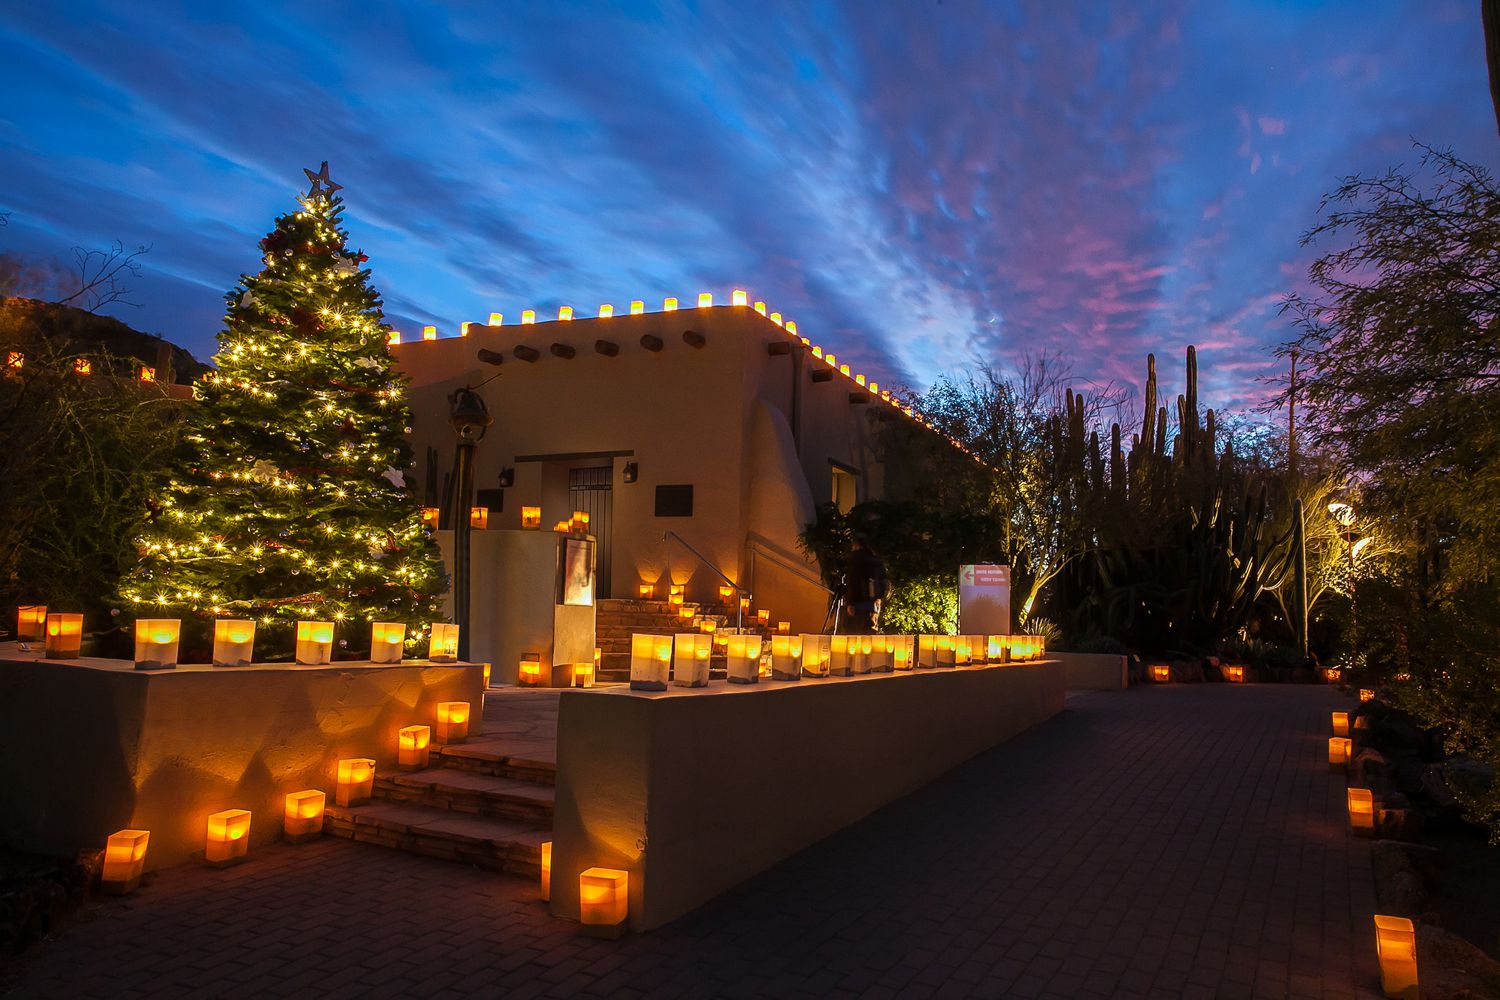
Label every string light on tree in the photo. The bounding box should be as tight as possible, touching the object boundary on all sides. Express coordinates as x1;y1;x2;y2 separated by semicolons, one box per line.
120;164;448;656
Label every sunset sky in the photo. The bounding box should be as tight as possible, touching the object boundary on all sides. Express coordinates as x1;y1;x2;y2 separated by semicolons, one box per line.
1;1;1492;411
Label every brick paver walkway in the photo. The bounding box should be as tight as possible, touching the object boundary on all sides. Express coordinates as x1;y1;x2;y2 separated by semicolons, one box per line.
3;684;1378;999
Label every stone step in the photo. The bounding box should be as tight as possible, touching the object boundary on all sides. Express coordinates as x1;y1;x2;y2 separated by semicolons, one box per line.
433;741;556;785
325;800;546;877
375;768;554;825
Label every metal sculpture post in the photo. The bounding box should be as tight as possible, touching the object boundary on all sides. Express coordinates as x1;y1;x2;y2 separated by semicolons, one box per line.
448;385;492;662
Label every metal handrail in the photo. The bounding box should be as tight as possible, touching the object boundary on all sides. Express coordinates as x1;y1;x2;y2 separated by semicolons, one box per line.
662;530;746;631
744;534;835;597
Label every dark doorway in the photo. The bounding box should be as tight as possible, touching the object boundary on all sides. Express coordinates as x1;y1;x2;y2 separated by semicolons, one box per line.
568;466;613;597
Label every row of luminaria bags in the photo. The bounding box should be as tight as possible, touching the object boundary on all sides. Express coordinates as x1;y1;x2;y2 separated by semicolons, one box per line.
1330;696;1419;1000
627;632;1047;689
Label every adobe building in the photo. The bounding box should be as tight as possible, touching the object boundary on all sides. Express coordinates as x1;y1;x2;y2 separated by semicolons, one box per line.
392;294;966;677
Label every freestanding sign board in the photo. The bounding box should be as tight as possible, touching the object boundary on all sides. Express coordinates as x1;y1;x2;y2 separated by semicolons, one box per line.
959;564;1011;635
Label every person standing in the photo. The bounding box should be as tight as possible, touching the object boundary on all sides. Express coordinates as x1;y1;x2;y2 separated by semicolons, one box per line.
842;536;888;633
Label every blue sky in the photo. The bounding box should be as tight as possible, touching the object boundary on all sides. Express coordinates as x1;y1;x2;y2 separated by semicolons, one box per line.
1;1;1492;409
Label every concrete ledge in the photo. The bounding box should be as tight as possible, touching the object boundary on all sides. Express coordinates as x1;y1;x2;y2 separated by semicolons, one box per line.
1054;651;1128;691
550;660;1065;931
0;652;484;866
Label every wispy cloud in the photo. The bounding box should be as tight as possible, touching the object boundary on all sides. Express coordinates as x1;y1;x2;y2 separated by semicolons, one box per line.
0;0;1493;409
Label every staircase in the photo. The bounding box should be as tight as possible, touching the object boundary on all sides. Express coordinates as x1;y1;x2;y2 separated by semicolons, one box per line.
596;598;776;682
324;710;554;877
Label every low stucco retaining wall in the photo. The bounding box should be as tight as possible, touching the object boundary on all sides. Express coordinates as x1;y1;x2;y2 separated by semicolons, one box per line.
0;653;484;866
1055;651;1129;691
550;659;1066;931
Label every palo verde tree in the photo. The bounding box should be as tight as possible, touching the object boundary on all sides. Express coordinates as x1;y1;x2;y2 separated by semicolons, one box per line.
121;165;447;656
1284;143;1500;838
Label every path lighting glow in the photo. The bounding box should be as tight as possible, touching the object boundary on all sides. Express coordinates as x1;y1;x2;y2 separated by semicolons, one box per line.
936;635;956;668
388;330;401;346
429;623;460;661
558;306;573;321
519;653;542;686
521;506;542;529
663;297;678;311
718;584;734;602
677;604;694;622
1224;665;1245;683
335;758;376;806
892;635;914;670
421;507;440;531
770;634;801;680
579;867;629;937
770;312;783;325
1351;537;1372;560
697;292;712;307
435;702;470;743
630;634;672;691
133;619;181;669
460;322;472;337
44;613;83;658
213;619;255;666
102;829;149;894
954;636;972;667
732;289;748;306
483;663;491;687
1332;711;1350;737
753;301;766;314
1347;788;1375;835
854;635;874;674
521;310;536;324
598;304;614;318
1151;664;1171;683
16;604;46;640
918;635;938;668
756;609;770;625
398;725;431;770
829;635;854;676
370;622;406;664
630;300;644;315
470;506;489;529
488;312;503;325
800;634;831;677
638;583;654;598
540;842;552;901
726;633;763;684
295;620;334;665
1360;688;1375;703
1373;915;1418;999
283;790;326;842
868;635;893;673
777;621;790;633
1329;736;1352;771
673;633;711;687
423;325;437;341
205;809;251;867
574;660;595;688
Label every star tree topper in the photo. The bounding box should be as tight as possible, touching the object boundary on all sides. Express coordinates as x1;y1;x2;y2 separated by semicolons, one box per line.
303;161;343;200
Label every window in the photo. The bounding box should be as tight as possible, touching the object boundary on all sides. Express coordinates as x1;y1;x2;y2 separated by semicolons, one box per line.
831;464;857;514
654;485;694;517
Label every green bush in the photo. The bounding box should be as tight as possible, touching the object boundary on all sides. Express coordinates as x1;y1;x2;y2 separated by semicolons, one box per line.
879;575;957;635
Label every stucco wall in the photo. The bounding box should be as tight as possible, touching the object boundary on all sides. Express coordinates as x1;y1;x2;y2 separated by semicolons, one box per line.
0;654;484;866
393;307;954;630
1053;651;1129;691
549;660;1066;930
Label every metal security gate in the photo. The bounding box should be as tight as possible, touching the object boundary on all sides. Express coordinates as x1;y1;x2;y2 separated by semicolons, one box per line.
568;466;613;597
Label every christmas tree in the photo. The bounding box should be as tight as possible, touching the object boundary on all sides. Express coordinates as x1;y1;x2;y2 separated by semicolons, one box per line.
122;164;447;656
